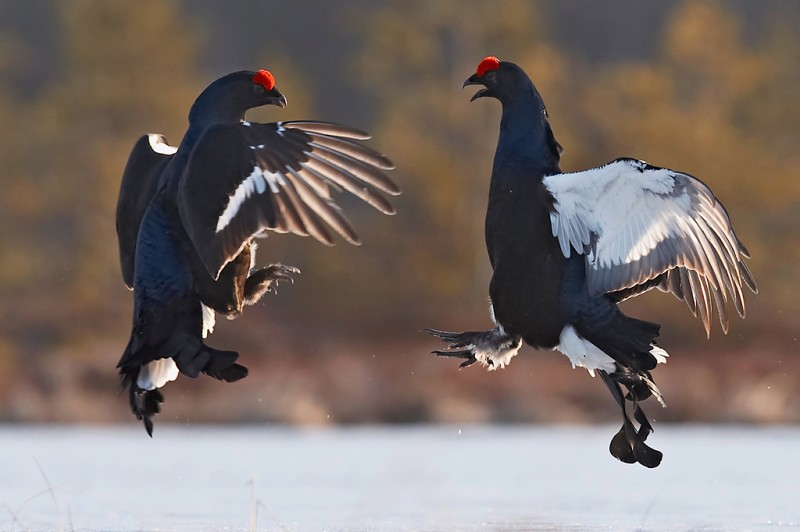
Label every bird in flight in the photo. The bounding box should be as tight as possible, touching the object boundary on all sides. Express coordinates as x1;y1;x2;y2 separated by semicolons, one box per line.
427;57;756;467
116;69;399;435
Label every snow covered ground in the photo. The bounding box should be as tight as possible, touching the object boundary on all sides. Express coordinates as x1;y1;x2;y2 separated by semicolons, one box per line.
1;424;797;531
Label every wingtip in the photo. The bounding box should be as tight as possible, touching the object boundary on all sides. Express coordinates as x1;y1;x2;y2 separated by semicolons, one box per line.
383;179;402;196
316;230;360;247
349;130;371;141
284;121;372;140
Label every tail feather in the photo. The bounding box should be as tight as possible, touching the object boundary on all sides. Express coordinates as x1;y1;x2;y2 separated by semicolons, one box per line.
121;366;163;437
600;369;663;468
174;343;245;380
204;362;248;382
581;314;661;371
119;336;249;435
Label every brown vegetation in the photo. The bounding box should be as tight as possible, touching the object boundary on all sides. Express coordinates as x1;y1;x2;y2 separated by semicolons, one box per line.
0;1;797;425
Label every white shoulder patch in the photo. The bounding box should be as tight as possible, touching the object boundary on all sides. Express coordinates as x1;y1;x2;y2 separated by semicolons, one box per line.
148;134;177;155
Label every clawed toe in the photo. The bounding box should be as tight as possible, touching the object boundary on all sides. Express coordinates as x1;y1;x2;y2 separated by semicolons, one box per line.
262;264;301;288
426;327;522;370
431;348;478;368
243;264;300;304
426;328;480;368
425;328;472;346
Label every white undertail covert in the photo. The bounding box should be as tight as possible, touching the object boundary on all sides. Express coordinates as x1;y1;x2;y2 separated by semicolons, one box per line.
137;357;179;390
553;325;668;377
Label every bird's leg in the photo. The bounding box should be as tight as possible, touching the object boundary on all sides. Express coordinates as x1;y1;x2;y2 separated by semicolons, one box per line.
426;326;523;370
600;369;663;468
244;263;300;305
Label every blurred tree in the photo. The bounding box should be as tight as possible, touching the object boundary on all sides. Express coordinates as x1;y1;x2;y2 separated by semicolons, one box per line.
352;0;583;328
47;0;204;312
0;0;205;359
0;0;797;424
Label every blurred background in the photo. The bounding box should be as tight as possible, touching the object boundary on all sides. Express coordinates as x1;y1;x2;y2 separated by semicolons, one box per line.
0;0;797;428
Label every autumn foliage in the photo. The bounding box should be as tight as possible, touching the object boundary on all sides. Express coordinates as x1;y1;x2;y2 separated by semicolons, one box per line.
0;1;797;424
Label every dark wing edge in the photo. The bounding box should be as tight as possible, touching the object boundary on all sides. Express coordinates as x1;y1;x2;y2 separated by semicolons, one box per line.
178;121;399;280
116;134;176;288
546;158;756;337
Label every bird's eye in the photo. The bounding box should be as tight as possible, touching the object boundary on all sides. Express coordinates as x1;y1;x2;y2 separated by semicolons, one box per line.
253;84;265;94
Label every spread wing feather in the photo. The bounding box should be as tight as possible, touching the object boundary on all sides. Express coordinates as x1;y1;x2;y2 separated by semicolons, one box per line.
543;158;756;336
116;134;176;289
177;121;398;279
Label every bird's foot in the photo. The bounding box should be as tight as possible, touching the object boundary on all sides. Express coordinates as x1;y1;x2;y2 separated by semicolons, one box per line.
244;263;301;304
426;326;522;370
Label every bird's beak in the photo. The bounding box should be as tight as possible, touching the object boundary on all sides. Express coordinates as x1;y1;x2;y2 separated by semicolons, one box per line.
463;74;489;102
268;89;288;108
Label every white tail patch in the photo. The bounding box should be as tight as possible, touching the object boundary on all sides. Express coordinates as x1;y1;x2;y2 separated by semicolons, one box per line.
554;325;616;377
137;358;179;390
201;303;216;339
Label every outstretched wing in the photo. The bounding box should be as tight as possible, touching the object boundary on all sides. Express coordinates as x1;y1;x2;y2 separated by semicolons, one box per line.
543;157;756;336
177;120;399;279
116;134;176;289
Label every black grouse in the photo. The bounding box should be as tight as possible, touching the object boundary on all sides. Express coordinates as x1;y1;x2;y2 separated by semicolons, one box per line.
427;57;756;467
116;69;399;435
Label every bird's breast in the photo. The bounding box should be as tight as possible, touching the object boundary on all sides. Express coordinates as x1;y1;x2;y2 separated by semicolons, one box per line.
485;176;566;347
133;191;195;305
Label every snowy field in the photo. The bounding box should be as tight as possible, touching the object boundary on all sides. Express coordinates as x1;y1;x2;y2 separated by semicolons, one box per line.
0;425;797;531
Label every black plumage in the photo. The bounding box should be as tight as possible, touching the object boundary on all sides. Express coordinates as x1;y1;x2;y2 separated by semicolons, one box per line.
116;70;398;435
428;57;755;467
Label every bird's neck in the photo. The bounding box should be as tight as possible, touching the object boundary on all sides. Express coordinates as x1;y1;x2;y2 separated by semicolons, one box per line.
187;82;246;128
180;83;248;162
492;96;561;179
